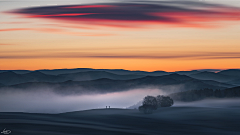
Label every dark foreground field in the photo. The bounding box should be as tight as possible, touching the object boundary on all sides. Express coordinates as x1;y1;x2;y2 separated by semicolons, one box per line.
1;107;240;135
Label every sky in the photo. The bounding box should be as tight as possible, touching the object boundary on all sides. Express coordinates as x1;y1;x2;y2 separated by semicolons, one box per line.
0;0;240;72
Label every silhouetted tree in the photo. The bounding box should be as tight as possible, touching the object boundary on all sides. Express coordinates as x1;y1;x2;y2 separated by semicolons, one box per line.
156;95;174;107
139;96;157;114
142;96;158;109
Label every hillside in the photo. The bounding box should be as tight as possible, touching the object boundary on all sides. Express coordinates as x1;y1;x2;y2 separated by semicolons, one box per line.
58;71;144;81
1;107;240;135
218;69;240;77
2;74;229;95
189;71;238;82
0;71;32;85
169;86;240;102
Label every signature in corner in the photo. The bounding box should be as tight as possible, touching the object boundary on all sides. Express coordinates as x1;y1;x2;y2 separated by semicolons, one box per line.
1;128;11;134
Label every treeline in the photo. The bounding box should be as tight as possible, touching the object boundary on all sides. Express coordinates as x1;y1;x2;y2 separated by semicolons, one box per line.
139;95;174;114
169;86;240;102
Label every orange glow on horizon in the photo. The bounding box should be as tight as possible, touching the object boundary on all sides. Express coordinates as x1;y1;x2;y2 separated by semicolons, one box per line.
0;58;240;72
1;1;240;72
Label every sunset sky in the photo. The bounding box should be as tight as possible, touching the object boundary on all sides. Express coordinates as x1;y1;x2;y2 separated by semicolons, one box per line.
1;0;240;72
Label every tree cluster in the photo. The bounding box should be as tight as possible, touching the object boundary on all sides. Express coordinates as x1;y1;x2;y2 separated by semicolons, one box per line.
139;95;174;114
169;87;240;102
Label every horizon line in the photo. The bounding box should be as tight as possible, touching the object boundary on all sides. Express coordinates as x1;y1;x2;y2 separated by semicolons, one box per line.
1;67;240;73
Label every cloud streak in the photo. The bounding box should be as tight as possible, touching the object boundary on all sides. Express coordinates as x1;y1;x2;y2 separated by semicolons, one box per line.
0;28;113;36
0;28;31;32
0;43;14;46
1;51;240;60
10;1;240;28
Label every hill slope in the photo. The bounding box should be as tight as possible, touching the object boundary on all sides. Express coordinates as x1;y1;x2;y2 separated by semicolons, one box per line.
169;86;240;102
0;71;32;85
1;107;240;135
218;69;240;77
189;71;238;82
58;71;144;81
4;74;229;95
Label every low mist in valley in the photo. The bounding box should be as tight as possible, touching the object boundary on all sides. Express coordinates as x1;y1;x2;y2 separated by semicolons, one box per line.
1;86;240;113
173;99;240;108
0;88;165;113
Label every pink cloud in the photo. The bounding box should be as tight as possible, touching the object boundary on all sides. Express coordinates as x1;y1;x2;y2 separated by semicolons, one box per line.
64;5;115;9
0;28;31;32
0;27;114;36
0;43;14;46
1;51;240;60
10;1;240;28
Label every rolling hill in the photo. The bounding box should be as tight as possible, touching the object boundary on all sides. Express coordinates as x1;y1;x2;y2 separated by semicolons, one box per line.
169;86;240;102
189;71;238;82
218;69;240;77
58;71;144;81
227;79;240;86
2;74;230;95
0;71;32;85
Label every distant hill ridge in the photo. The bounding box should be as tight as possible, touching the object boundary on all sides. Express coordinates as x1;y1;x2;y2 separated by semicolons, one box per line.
218;69;240;77
1;68;240;75
189;71;239;82
169;86;240;102
0;73;235;95
0;69;239;93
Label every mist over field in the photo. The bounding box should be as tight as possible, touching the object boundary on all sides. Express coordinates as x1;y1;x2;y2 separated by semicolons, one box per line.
174;99;240;108
0;69;240;135
1;85;240;113
0;88;164;113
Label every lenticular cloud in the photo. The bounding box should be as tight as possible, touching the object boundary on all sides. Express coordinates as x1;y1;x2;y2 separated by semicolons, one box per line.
11;1;240;28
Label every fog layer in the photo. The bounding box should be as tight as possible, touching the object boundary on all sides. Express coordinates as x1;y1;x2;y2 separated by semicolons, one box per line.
174;99;240;108
0;88;164;113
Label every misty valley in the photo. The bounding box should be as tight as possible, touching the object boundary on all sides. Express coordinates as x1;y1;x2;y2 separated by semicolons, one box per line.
1;68;240;111
1;68;240;135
